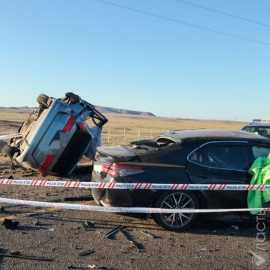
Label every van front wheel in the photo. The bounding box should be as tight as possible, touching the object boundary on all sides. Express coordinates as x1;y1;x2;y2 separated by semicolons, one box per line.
2;145;18;158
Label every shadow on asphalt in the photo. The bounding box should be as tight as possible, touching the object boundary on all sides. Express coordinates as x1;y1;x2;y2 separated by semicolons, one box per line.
121;230;145;250
186;219;270;238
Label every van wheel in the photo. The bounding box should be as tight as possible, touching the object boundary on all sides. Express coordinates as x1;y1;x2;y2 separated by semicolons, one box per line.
37;94;49;108
2;145;18;158
153;191;199;231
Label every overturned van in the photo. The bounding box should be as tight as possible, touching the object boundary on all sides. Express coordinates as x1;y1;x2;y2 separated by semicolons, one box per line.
2;92;108;175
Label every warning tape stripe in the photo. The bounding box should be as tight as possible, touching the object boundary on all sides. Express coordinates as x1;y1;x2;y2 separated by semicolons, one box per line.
0;197;269;214
1;179;270;191
144;183;152;189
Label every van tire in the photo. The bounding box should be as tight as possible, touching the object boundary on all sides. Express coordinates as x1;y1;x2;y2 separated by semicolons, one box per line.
37;94;50;108
2;145;18;158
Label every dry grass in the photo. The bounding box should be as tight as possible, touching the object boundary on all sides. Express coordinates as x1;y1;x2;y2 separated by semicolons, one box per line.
0;109;247;145
96;114;247;145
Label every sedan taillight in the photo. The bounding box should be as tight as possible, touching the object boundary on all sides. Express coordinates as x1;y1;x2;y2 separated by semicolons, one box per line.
101;162;145;178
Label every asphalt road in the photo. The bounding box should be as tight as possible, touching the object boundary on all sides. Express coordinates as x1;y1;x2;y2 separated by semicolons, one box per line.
0;155;270;270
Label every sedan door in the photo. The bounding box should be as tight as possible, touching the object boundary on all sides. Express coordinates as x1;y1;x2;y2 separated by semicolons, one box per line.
186;141;251;209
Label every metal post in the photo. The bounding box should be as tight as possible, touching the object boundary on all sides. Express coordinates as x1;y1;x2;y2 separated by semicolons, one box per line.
107;128;110;144
124;128;126;142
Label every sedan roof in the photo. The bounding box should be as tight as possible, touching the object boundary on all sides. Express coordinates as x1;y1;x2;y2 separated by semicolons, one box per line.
161;129;270;143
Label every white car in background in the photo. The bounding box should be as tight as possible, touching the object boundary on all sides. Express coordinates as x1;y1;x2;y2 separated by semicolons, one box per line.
242;119;270;139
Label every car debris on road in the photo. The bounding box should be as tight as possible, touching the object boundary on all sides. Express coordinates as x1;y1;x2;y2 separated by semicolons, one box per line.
2;219;19;229
78;250;95;257
104;225;125;238
84;221;95;229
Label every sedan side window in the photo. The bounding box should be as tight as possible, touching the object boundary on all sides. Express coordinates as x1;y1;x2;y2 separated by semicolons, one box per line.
252;146;270;158
189;145;249;171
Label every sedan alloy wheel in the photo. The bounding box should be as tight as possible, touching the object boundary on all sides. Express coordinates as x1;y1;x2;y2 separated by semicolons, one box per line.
153;191;199;231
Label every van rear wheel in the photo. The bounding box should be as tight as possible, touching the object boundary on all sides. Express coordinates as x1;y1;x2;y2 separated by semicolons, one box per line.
37;94;49;108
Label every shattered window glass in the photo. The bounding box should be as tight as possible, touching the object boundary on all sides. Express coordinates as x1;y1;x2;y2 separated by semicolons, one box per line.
189;145;248;170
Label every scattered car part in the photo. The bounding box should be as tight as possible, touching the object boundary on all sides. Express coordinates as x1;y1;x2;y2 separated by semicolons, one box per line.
79;250;95;257
3;219;19;229
9;250;20;256
83;221;95;229
4;92;108;175
104;225;125;238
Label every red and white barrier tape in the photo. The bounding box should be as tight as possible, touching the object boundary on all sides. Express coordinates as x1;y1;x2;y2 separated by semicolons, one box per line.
0;197;269;214
0;133;22;141
0;179;270;191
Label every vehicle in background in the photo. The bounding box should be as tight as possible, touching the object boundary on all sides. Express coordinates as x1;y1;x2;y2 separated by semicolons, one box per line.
92;129;270;231
242;119;270;139
2;92;108;175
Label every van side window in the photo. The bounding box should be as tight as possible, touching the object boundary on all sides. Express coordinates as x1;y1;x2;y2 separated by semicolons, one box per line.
252;146;270;158
189;145;248;170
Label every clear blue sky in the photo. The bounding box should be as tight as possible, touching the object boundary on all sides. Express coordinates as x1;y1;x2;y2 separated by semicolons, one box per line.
0;0;269;121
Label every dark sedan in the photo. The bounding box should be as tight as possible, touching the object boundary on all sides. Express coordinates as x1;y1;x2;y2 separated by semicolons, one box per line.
92;129;270;231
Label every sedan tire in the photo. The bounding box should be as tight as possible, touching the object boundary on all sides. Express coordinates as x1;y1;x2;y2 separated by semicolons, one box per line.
153;190;199;231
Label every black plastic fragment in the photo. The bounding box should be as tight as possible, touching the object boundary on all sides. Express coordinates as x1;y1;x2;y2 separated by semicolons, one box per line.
3;219;19;229
79;250;95;257
83;221;95;229
104;225;125;238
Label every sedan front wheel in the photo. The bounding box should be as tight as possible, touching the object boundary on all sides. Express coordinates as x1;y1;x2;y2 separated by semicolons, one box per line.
153;191;199;231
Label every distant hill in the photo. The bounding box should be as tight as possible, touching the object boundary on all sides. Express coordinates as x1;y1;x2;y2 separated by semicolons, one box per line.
0;106;156;117
95;106;155;117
